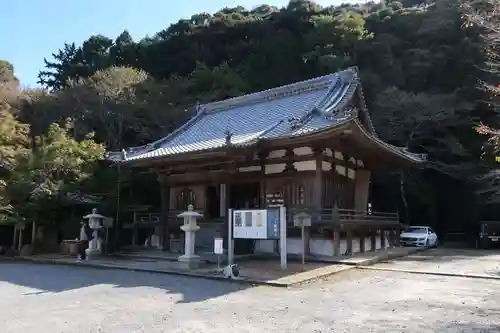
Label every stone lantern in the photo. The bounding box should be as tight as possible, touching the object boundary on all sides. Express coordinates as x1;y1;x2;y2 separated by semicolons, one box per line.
83;208;105;260
177;205;203;268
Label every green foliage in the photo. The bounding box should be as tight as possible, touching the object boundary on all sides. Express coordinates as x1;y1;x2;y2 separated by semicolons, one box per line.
0;78;105;224
0;60;17;83
462;0;500;206
2;121;104;223
3;0;496;228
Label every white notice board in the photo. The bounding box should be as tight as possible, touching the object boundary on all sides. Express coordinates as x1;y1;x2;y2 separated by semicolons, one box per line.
232;209;267;239
214;237;224;254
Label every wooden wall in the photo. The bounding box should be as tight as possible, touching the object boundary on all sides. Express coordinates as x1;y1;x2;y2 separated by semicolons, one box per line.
164;145;364;215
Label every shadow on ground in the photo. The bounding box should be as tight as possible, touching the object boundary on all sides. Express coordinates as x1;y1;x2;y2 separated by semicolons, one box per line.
0;262;248;303
381;248;499;264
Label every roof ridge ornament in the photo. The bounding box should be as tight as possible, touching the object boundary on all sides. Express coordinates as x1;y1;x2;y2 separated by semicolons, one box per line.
225;129;233;146
287;117;301;130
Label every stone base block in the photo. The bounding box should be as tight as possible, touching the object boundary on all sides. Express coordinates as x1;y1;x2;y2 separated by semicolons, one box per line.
174;260;203;270
85;249;101;260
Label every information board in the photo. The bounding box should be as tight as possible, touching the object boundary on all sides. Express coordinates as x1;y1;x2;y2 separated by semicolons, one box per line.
232;208;281;240
228;206;287;270
265;207;281;239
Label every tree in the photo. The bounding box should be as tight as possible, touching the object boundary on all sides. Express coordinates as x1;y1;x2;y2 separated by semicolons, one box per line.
461;0;500;207
0;60;17;83
30;0;495;232
2;121;105;224
0;109;30;219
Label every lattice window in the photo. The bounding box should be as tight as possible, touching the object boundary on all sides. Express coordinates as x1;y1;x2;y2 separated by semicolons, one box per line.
344;178;355;209
176;188;196;210
330;169;356;209
334;180;345;208
267;182;305;207
322;178;336;207
292;183;305;205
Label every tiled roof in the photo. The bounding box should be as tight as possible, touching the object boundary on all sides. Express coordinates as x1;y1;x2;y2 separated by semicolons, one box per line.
107;67;424;164
109;67;360;162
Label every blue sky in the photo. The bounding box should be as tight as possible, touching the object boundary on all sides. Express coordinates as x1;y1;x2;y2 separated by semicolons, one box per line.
0;0;344;87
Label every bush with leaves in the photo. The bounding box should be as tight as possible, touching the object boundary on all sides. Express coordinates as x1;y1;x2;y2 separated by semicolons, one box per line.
1;120;105;224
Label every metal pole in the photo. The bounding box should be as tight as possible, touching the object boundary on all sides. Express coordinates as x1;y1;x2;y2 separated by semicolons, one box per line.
279;205;287;270
228;208;234;266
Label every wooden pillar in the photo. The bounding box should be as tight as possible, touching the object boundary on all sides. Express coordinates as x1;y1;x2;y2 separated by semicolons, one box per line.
394;228;401;247
259;151;267;209
370;228;377;251
225;182;232;251
388;229;395;247
310;147;324;256
12;226;17;249
313;147;323;208
380;229;386;248
359;231;365;253
224;164;235;251
220;184;226;217
333;227;341;256
354;170;370;212
158;173;171;251
18;224;23;252
346;230;353;255
31;221;37;252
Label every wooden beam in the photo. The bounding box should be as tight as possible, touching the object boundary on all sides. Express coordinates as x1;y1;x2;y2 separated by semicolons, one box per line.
158;173;171;251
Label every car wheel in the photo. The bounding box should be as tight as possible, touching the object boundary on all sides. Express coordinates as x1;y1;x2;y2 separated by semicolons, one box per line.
425;239;430;248
434;239;439;248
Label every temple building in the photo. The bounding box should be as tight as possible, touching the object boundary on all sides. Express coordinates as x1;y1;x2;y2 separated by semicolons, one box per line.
109;67;425;257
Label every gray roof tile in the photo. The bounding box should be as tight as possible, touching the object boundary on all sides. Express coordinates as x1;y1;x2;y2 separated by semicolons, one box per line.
106;67;425;164
121;68;358;161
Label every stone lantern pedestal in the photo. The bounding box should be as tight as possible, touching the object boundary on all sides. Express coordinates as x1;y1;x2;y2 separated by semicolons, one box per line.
83;208;104;260
177;205;203;269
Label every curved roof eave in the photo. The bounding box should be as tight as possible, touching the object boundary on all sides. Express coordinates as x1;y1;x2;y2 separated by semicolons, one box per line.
115;118;355;167
351;119;427;164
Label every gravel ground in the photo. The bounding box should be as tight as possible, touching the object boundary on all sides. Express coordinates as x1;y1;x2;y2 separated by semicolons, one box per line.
1;262;500;333
372;248;500;278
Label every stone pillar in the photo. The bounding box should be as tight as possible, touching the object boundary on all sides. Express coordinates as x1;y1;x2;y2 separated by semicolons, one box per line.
86;226;101;259
84;209;105;260
177;205;203;269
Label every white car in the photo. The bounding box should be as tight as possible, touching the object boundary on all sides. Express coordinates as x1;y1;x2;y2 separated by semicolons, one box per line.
400;226;439;247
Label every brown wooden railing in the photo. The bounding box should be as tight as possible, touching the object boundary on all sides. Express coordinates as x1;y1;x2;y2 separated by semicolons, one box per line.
287;207;400;227
337;209;399;225
131;207;400;228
